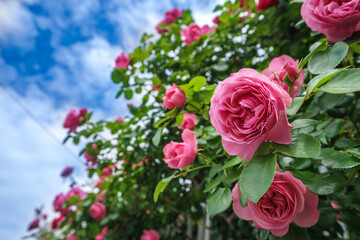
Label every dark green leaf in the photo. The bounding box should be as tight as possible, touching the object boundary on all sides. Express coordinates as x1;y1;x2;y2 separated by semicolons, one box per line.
321;69;360;94
287;97;305;116
206;187;232;217
291;119;319;129
318;148;360;169
273;134;321;158
308;42;348;74
239;154;277;203
306;68;345;96
307;174;345;195
223;157;245;169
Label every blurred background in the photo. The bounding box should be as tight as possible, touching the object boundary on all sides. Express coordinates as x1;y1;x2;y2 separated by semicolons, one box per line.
0;0;223;239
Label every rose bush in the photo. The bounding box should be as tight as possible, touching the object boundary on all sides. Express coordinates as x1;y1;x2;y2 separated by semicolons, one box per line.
26;0;360;239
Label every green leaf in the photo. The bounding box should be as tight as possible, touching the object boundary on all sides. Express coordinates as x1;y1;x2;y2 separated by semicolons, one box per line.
164;107;177;117
273;134;321;158
306;68;345;96
189;76;207;91
125;89;133;99
153;172;177;202
176;113;184;126
212;62;229;72
347;148;360;159
209;164;223;178
287;97;305;116
206;187;232;217
321;69;360;94
223;157;245;169
239;154;277;203
299;41;326;69
152;128;162;146
307;174;345;195
291;119;319;129
308;42;348;74
318;148;360;169
154;117;169;128
204;174;226;193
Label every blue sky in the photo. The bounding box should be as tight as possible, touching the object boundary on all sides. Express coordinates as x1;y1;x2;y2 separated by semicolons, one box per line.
0;0;222;239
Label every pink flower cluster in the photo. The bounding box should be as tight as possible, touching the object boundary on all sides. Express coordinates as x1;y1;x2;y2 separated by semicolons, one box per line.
63;108;88;133
180;23;215;46
232;171;319;236
156;8;182;34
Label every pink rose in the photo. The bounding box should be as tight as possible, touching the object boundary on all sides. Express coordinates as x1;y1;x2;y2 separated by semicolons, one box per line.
115;53;130;69
27;218;39;231
51;215;64;230
301;0;360;42
177;113;197;130
63;108;87;133
257;0;280;11
163;129;198;169
116;116;124;123
162;84;186;109
90;202;106;221
63;109;80;133
180;23;214;46
209;68;292;160
53;193;67;212
262;55;304;98
232;171;319;236
213;16;221;24
156;8;182;34
67;233;79;240
141;229;160;240
67;187;87;200
95;234;104;240
60;166;73;178
102;166;112;177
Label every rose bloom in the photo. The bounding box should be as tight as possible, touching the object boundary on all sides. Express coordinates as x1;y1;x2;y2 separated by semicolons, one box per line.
180;23;214;46
151;84;163;91
115;116;124;123
177;113;197;130
102;166;112;177
257;0;280;11
156;7;182;33
301;0;360;42
67;187;87;200
262;55;304;98
141;229;160;240
67;233;79;240
162;84;186;109
232;171;319;236
209;68;292;160
60;166;73;178
90;202;106;221
115;53;130;69
163;129;198;169
213;16;221;24
51;215;64;230
53;193;67;212
63;109;80;133
27;218;39;231
95;234;104;240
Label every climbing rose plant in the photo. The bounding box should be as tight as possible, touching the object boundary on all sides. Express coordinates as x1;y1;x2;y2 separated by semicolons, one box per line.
26;0;360;239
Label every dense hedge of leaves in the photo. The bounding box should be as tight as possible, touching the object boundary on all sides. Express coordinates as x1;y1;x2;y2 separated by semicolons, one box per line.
26;0;360;239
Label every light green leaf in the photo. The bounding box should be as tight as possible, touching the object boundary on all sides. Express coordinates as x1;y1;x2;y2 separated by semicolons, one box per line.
164;107;178;117
291;119;319;129
204;174;226;193
223;157;245;169
308;42;348;74
321;69;360;94
189;76;207;91
239;154;277;203
318;148;360;169
273;134;321;158
153;172;177;202
206;187;232;217
176;113;184;126
299;41;326;69
306;68;345;96
152;128;162;146
212;62;229;72
287;97;305;116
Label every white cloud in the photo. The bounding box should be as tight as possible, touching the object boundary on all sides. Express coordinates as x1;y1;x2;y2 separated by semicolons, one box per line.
0;0;38;49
